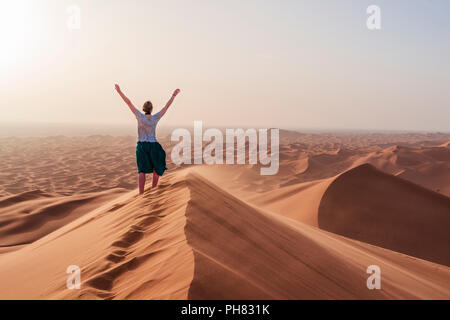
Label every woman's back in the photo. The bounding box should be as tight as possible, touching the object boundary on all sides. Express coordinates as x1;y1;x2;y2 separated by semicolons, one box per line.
135;110;162;142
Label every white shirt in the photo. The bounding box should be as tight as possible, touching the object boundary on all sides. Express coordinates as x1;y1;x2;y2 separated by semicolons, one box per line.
135;110;162;142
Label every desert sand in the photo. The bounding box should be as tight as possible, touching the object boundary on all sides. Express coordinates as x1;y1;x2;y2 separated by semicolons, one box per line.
0;131;449;299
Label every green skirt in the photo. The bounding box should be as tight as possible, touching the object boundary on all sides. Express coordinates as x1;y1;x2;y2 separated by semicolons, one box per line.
136;141;167;175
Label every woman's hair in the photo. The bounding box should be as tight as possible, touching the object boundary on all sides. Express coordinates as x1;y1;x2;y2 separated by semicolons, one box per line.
142;101;153;114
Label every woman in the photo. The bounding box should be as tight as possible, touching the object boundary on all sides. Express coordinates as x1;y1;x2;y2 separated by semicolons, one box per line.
115;84;181;194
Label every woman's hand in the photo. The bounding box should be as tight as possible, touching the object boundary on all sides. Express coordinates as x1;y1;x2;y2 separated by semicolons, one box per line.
172;89;181;97
160;89;181;117
115;84;137;114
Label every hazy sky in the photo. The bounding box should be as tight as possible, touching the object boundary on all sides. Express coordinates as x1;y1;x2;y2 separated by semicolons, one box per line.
1;0;449;131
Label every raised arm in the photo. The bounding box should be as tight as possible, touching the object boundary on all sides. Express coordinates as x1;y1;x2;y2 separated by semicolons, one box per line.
115;84;137;115
159;89;181;117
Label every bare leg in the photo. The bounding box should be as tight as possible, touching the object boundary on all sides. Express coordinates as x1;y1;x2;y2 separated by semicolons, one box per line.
139;172;146;194
152;169;160;188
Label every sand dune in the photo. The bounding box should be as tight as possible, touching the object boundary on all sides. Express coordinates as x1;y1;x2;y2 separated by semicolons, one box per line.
1;133;448;196
0;136;138;197
355;145;450;195
0;133;449;300
195;163;450;266
193;140;450;200
244;178;332;226
0;188;127;253
0;169;448;299
318;164;450;266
